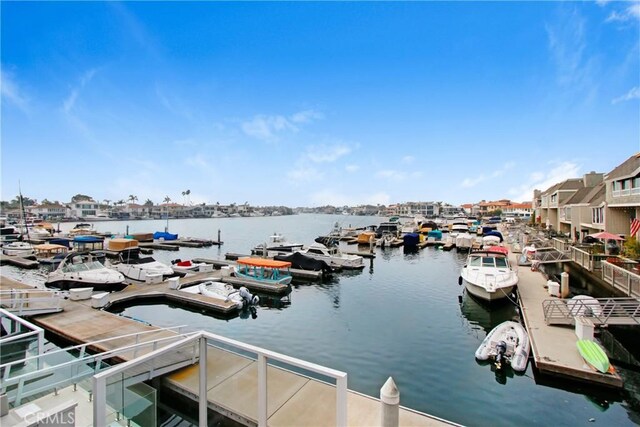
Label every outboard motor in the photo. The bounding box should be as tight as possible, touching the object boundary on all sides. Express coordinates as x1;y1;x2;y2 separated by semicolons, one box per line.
239;286;259;305
495;341;508;369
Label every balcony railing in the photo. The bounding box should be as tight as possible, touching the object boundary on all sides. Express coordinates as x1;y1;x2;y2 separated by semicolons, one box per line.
602;261;640;298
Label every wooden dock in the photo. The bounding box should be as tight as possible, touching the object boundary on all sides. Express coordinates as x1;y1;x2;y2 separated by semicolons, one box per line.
138;242;180;251
0;276;455;426
511;253;624;388
0;254;39;269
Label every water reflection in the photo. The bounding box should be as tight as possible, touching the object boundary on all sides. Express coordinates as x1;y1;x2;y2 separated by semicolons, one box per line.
459;290;519;334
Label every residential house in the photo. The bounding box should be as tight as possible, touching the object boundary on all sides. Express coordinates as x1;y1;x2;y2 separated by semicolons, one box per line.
604;153;640;237
560;183;606;241
25;203;69;220
67;199;108;219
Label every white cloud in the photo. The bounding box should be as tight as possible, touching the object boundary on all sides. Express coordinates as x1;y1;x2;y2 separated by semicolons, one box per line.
377;170;407;181
345;164;360;173
402;155;415;164
185;154;209;168
307;144;351;163
63;68;97;114
241;109;323;141
287;166;323;182
606;4;640;22
290;109;324;124
612;86;640;104
1;70;29;112
508;161;581;203
461;161;516;188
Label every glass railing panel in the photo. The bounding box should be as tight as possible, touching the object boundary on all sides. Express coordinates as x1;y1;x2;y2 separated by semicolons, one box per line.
104;373;156;427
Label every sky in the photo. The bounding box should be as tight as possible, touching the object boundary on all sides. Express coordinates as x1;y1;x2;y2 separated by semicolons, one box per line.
1;1;639;207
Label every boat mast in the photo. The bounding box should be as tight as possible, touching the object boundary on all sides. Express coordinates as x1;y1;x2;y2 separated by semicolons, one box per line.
18;181;31;242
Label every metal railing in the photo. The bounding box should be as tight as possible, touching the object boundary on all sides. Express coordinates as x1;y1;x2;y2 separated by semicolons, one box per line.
602;261;640;298
0;308;45;357
551;238;572;252
542;297;640;326
0;289;65;316
1;325;191;406
93;330;349;427
569;246;611;271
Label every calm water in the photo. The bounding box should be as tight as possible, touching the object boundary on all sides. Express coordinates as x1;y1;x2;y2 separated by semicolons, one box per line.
3;214;639;426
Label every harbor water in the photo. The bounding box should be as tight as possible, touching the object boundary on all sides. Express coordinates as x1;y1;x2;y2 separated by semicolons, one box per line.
2;214;639;426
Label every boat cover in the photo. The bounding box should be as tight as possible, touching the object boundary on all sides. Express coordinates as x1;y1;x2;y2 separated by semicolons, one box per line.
153;231;178;240
403;233;420;246
275;252;333;273
484;230;503;242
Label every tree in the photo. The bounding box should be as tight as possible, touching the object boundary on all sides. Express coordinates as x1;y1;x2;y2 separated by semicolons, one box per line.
163;196;171;204
128;195;138;205
71;194;93;202
144;199;154;207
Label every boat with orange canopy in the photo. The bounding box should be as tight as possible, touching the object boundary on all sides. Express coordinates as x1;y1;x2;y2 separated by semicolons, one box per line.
234;258;293;286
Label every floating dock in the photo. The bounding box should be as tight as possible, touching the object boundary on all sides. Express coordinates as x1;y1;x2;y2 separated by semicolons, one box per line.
511;253;624;388
138;242;180;251
0;254;39;269
0;276;456;427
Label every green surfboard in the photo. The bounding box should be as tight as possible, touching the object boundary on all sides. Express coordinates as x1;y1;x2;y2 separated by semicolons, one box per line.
577;339;610;374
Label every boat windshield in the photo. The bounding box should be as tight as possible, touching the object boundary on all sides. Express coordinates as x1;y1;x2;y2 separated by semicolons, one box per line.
495;257;508;268
62;261;104;273
469;256;482;267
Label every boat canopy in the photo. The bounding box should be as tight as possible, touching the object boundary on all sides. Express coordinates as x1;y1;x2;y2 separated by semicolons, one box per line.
487;246;509;255
427;230;443;239
237;258;292;269
484;230;503;242
74;235;103;243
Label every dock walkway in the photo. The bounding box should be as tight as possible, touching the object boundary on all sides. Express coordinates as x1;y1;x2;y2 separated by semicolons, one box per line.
0;276;455;426
512;255;623;388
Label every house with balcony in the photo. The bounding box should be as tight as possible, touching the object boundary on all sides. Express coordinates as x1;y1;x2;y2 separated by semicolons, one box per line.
67;199;108;219
25;203;69;220
537;174;601;231
604;153;640;237
559;183;606;241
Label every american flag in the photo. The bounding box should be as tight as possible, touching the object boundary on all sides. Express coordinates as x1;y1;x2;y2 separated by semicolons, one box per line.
631;218;640;237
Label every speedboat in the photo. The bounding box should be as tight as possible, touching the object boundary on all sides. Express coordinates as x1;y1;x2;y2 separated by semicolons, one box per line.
45;251;126;291
455;232;474;252
296;241;365;270
459;250;518;302
252;233;304;255
68;223;98;236
198;279;259;309
112;252;174;282
170;259;208;276
1;241;35;257
475;320;530;372
234;258;293;286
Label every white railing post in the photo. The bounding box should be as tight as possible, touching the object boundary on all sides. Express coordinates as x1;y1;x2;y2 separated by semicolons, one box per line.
199;336;207;427
93;375;106;426
380;376;399;427
336;374;348;427
257;353;268;427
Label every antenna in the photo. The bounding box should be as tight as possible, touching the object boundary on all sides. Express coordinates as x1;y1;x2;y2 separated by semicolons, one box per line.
18;181;32;242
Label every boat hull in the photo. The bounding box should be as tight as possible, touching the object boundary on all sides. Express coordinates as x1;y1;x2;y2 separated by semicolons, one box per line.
463;279;515;302
44;279;127;292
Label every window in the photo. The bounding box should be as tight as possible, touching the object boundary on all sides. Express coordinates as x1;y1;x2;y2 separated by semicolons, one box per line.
592;207;604;224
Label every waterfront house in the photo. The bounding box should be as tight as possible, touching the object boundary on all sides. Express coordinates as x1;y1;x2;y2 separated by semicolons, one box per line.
25;202;68;220
536;175;598;231
559;182;606;241
604;153;640;237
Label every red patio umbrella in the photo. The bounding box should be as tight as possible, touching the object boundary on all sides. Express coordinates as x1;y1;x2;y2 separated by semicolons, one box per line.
587;232;625;241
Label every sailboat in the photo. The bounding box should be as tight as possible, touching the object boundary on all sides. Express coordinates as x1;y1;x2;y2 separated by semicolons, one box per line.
1;184;35;257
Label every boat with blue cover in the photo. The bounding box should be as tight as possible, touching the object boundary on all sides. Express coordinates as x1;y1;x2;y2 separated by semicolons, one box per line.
153;231;178;241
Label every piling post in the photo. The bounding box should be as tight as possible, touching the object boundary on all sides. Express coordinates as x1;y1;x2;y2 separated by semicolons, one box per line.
560;272;570;298
380;376;399;427
126;225;129;236
218;229;221;243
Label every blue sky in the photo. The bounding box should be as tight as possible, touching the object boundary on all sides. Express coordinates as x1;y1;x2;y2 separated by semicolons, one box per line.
2;1;639;207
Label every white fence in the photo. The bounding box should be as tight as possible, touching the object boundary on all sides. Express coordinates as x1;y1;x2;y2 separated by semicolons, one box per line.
602;261;640;298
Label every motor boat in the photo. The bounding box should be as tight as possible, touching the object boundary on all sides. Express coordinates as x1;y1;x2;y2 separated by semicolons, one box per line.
1;241;35;257
475;320;530;372
252;233;304;255
45;251;126;292
296;241;365;270
198;279;259;309
455;232;474;252
459;250;518;302
112;252;174;282
170;259;208;276
234;258;293;286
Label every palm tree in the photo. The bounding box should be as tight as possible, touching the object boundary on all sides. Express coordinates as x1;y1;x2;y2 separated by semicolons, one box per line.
186;189;191;205
163;196;171;204
128;195;138;205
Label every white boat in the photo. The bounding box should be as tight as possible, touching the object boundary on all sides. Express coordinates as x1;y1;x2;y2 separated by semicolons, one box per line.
170;259;208;276
296;242;365;270
455;232;474;252
198;280;259;309
475;320;530;372
45;251;126;292
1;241;35;257
68;223;98;236
112;253;174;282
459;249;518;302
252;233;304;255
567;295;603;317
